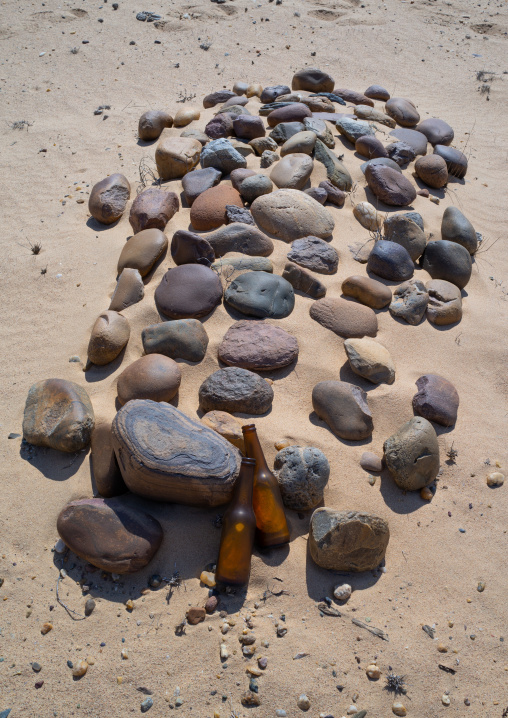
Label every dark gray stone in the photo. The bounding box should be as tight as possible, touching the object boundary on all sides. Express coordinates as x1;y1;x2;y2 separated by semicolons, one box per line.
204;223;274;257
441;206;478;255
224;271;295;318
239;174;273;203
304;187;327;204
383;417;440;491
365;84;390;101
182;167;222;206
416;118;454;146
421;240;472;289
203;91;237;108
355;135;388;160
233;114;265;140
403;211;424;231
367;240;414;281
312;380;373;440
360;157;401;175
389;279;429;325
260;85;291;104
292;67;335;93
385;97;420;127
336;117;375;144
287;236;338;274
199;367;274;415
225;205;255;225
365;163;416;206
201;138;247;174
385;141;416;167
412;374;459;427
269;122;306;145
274;446;330;511
383;214;427;261
389;128;428;156
433;145;467;178
313;139;352;191
155;264;223;319
171;229;215;266
142;319;209;362
303;117;335;148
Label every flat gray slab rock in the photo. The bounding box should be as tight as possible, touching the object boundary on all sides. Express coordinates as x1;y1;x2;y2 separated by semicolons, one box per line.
112;400;241;506
218;320;298;370
199;367;274;415
312;380;373;440
251;189;335;242
225;271;295;319
287;236;339;274
383;416;439;491
274;445;330;511
142;319;209;362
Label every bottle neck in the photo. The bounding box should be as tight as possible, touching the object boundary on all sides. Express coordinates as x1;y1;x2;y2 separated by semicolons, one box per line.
242;426;269;472
233;459;255;504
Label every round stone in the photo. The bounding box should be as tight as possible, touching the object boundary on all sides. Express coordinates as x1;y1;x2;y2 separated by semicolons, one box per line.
224;271;295;319
88;173;130;225
416;118;454;146
385;97;420;127
173;106;200;127
384;417;440;490
310;297;377;338
415;155;448;189
233;81;249;96
138;110;173;141
270;153;314;190
312;380;373;440
389;279;429;325
239;174;273;204
383;213;427;261
116;354;181;406
341;275;392;309
190;185;243;231
249;135;278;155
182;167;222;206
412;374;459;427
433;145;467;178
274;446;330;511
421;240;472;289
118;228;168;276
88;310;130;365
267;103;312;128
344;337;395;384
204;223;274;257
389;127;428;156
109;269;144;312
233;114;265;140
57;497;163;574
155;136;201;179
280;131;317;157
142;319;209;362
365;163;417;206
355;135;388;159
251;189;335;242
426;279;462;325
441;206;478;255
23;379;95;453
198;367;274;415
201;411;245;452
155;264;223;319
367;240;414;281
360;451;383;472
218;320;298;370
129;188;179;234
364;84;390;101
170;229;215;266
292;67;334;93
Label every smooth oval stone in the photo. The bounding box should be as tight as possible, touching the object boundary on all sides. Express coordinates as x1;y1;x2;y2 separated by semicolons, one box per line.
138;110;173;141
142;319;209;362
260;85;291;103
251;189;334;242
389;127;428;156
354;105;395;128
309;508;389;571
310;297;377;338
269;121;306;145
312;380;373;440
118;228;168;277
426;279;462;325
355;135;388;159
365;164;416;207
117;354;182;406
88;173;130;225
239;174;273;203
344;337;395;385
155;135;201;179
336;117;375;144
270;153;313;190
171;229;215;266
353;201;382;231
203;90;237;108
360;157;401;175
360;451;383;472
303;117;335;148
416;118;454;146
218;320;298;370
205;112;234;139
129;188;179;234
292;67;334;93
433;145;467;178
415;155;448;189
91;420;127;498
334;88;374;106
212;254;273;274
155;264;223;319
383;417;440;490
112;400;241;506
421;240;472;289
389;279;429;325
287;236;338;274
203;223;274;258
282;261;326;299
364;84;390;101
412;374;459;427
274;446;330;511
57;498;163;573
280;131;317;156
23;379;95;452
201;410;245;452
246;82;263;98
383;214;427;261
199;367;274;415
225;271;295;319
88;310;130;365
109;268;144;312
267;103;312;128
441;206;477;254
314;139;353;191
385;97;420;127
341;275;392;309
201;137;247;174
233;114;265;140
233;81;248;96
386;141;416;167
181;167;222;206
367;240;414;281
190;185;243;231
173;106;200;127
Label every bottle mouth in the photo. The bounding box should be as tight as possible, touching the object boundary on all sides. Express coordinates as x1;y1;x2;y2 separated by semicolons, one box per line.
242;424;256;433
241;457;256;465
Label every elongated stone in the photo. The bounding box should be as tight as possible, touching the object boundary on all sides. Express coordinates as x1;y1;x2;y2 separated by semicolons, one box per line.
142;319;209;362
314;139;352;191
218;320;299;370
312;380;373;440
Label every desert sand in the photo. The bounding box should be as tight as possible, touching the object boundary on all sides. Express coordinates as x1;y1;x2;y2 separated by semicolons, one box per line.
1;0;507;715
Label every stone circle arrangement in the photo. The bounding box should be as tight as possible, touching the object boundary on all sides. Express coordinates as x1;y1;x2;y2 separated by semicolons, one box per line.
23;66;482;632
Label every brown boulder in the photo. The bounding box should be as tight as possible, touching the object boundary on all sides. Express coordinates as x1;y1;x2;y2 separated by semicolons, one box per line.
155;135;201;179
218;320;299;371
88;173;130;225
341;275;392;309
129;188;179;233
138;110;173;141
88;310;130;365
355;135;388;160
116;354;182;406
365;164;417;206
426;279;462;325
312;380;373;441
412;374;459;427
173;106;200;127
415;155;448;188
291;67;335;93
117;228;168;277
282;262;326;299
190;185;243;231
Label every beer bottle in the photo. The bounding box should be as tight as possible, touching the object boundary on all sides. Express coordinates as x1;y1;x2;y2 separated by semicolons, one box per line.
242;424;290;548
215;457;256;586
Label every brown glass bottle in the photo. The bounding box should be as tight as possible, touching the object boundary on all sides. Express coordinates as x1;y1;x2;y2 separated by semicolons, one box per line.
215;457;256;586
242;424;290;548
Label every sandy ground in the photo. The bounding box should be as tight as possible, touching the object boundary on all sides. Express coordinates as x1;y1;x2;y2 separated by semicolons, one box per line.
1;0;508;715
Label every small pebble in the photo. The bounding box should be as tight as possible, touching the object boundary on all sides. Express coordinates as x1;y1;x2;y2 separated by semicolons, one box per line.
346;707;358;716
41;623;53;635
200;571;216;587
477;581;486;592
84;598;96;616
276;711;287;717
420;486;433;500
258;656;268;670
54;539;66;553
121;649;129;659
297;694;311;711
442;695;450;706
487;472;504;487
274;440;291;451
392;702;407;716
125;599;134;611
333;584;352;602
72;660;88;678
32;662;42;672
438;643;448;653
366;663;381;679
149;574;162;588
141;697;153;712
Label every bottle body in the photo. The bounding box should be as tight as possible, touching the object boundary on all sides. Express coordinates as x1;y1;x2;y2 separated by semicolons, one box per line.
215;458;256;586
242;424;290;548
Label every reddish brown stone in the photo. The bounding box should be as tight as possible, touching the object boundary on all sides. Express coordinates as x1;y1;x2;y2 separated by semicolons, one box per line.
355;135;388;159
89;173;130;225
116;354;182;406
267;103;312;128
138;110;173;141
186;607;206;624
129;188;179;233
218;320;299;370
190;185;243;231
233;114;266;140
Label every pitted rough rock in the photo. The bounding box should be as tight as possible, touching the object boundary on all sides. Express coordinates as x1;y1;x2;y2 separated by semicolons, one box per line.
251;189;334;242
129;188;179;233
198;367;274;415
218;320;299;370
385;141;416;167
274;446;330;510
89;173;130;225
383;416;440;490
312;380;373;440
412;374;459;427
336;117;375;144
426;279;462;325
201;138;247;174
389;279;429;325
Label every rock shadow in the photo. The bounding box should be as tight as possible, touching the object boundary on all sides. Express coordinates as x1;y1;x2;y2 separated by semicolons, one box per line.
84;346;128;383
20;442;88;480
305;542;382;602
308;411;372;447
378;469;426;514
86;216;119;232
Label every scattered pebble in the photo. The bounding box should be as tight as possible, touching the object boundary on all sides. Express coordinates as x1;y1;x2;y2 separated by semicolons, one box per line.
333;584;352;602
72;660;88;678
297;694;311;711
487;472;504;487
41;623;53;635
200;571;216;587
392;702;407;716
366;663;381;679
140;696;153;712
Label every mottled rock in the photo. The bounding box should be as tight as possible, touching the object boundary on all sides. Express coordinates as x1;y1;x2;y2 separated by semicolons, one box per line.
260;85;291;103
201;138;247;174
367;240;414;281
109;269;144;312
267;103;312;128
355;135;388;159
336;117;375;144
239;174;273;203
204;223;274;257
129;188;179;234
249;135;278;156
91;421;127;498
233;114;265;140
155;135;201;179
416;118;454;146
389;127;428;156
287;236;338;274
203;91;237;109
270;153;313;190
360;451;383;472
174;106;200;127
383;214;426;261
142;319;209;362
344;337;395;385
365;85;390;101
282;261;326;298
23;379;95;452
421;240;472;289
88;310;130;365
218;320;299;370
155;264;223;319
441;206;478;255
319;180;346;206
57;498;163;573
211;254;273;274
385;141;416;167
89;173;130;225
385;97;420;127
310;297;377;338
433;145;467;178
171;229;215;266
251;189;334;241
365;164;416;206
383;416;440;490
201;411;245;452
309;508;389;571
412;374;459;427
186;607;206;625
314;139;352;191
199;367;273;415
112;400;241;505
118;228;168;276
116;354;181;405
225;205;255;225
138;110;172;141
292;68;334;93
354;105;395;128
274;446;330;510
190;185;243;231
389;279;429;325
341;275;392;309
415;155;448;188
303;117;335;148
225;271;295;318
426;279;462;325
205;113;234;139
269;122;306;145
353;201;382;231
